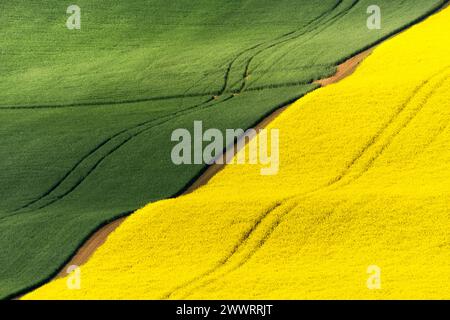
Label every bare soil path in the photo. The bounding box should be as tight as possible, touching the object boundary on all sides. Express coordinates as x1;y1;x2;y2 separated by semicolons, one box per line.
54;47;374;280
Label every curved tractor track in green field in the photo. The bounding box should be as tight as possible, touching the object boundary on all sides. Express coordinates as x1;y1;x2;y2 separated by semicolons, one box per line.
13;0;353;213
0;0;447;300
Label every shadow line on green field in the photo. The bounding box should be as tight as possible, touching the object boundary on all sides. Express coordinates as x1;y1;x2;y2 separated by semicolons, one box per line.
11;3;344;213
0;80;316;111
0;2;341;111
160;3;368;297
6;1;448;296
162;1;450;299
8;87;306;215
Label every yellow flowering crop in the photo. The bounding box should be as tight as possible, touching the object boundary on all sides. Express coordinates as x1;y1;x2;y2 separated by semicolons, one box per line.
25;7;450;299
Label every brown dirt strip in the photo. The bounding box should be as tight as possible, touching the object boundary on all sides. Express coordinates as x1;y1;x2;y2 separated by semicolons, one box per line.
12;49;373;302
13;2;450;299
55;217;126;278
52;47;374;281
315;49;373;86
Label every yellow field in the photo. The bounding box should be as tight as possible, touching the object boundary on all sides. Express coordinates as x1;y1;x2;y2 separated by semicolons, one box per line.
25;7;450;299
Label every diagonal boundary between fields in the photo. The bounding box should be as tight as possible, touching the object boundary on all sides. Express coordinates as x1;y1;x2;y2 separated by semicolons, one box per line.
9;3;345;212
6;0;450;301
11;96;219;213
2;0;422;216
161;2;368;296
161;2;450;299
170;71;450;299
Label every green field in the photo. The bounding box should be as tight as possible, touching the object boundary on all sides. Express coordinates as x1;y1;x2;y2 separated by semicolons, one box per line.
0;0;446;299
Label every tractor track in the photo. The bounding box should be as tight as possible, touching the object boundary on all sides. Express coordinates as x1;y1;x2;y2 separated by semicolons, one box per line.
170;70;450;300
12;0;450;300
12;2;344;213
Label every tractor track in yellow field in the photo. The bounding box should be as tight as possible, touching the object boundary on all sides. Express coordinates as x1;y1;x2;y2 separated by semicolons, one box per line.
11;0;346;214
53;45;373;281
16;0;450;299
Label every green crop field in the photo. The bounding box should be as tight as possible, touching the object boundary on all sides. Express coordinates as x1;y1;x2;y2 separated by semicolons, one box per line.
0;0;446;299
